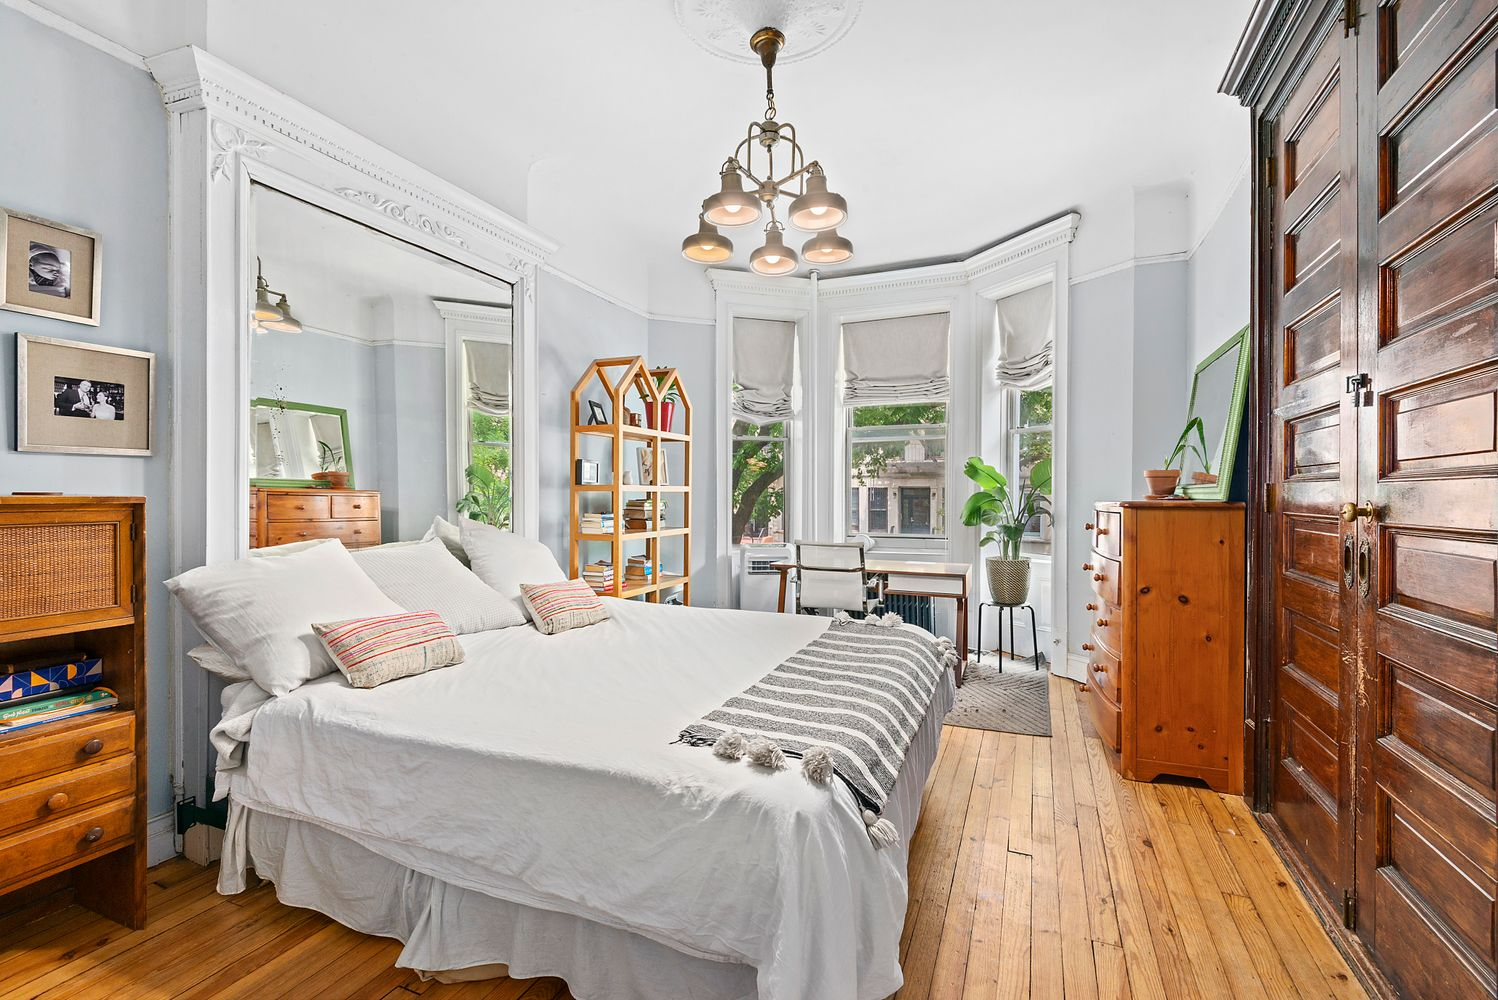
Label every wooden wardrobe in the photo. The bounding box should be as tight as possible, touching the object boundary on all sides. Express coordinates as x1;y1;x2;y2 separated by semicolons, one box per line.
1225;2;1497;997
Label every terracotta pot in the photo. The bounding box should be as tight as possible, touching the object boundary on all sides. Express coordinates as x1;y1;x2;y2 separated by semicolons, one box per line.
1191;471;1219;485
1142;469;1181;496
645;400;676;433
985;557;1031;605
311;471;350;490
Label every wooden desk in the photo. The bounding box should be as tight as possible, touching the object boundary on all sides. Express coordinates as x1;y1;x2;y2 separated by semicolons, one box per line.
771;559;971;687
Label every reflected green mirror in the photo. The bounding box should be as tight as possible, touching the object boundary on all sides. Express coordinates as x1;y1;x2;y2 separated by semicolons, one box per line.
1181;326;1251;500
249;397;354;488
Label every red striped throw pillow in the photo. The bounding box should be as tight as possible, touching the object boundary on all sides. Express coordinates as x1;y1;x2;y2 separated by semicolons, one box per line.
312;610;464;688
518;579;610;635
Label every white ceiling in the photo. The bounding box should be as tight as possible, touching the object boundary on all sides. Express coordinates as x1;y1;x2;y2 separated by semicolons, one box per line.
30;0;1253;317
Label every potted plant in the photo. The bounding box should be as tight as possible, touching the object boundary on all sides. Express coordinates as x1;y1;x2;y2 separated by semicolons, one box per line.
960;455;1052;606
310;441;350;489
455;463;511;529
1145;416;1209;497
646;370;681;433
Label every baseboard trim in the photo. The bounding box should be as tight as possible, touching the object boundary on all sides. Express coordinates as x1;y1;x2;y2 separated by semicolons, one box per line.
147;811;177;866
1062;652;1089;682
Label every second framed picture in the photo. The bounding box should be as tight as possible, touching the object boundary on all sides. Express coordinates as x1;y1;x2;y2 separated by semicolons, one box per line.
1;207;102;326
16;334;156;456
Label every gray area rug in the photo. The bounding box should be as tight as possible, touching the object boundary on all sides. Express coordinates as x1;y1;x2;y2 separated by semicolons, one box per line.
945;661;1052;737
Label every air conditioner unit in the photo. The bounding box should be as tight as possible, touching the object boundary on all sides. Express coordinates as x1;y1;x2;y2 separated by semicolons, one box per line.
738;544;792;612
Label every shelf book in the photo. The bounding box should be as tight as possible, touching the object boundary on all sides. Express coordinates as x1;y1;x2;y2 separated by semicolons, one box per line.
568;356;692;604
0;496;148;929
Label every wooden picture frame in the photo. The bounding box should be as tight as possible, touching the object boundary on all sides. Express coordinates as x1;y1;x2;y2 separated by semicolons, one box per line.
0;208;102;326
16;333;156;456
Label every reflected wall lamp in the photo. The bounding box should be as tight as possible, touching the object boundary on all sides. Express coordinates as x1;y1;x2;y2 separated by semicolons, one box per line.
253;256;303;334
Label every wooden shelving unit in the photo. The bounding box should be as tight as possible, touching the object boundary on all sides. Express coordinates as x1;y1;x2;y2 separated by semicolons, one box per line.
568;356;692;605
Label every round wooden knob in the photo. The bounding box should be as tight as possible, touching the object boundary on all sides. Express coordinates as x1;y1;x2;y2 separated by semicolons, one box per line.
1085;603;1098;611
1084;522;1094;531
1097;527;1109;536
1082;562;1094;571
1097;618;1109;627
46;792;69;811
1081;643;1094;652
1093;573;1104;581
1096;662;1108;675
82;826;104;844
81;739;103;756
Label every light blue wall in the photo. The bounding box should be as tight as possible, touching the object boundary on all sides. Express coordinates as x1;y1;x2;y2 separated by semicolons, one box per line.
0;8;173;816
647;318;718;607
1188;173;1251;364
379;343;448;539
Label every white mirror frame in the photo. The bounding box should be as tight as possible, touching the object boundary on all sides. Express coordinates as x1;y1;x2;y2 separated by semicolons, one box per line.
149;47;557;821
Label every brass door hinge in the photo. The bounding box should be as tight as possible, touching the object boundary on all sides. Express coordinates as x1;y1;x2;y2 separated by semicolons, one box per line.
1343;0;1362;35
1342;888;1358;929
1263;482;1276;514
1264;155;1277;189
130;584;138;605
129;522;137;541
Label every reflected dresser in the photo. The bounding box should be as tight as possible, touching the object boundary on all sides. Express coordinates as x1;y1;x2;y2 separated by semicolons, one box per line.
249;487;382;549
0;496;147;928
1079;500;1245;794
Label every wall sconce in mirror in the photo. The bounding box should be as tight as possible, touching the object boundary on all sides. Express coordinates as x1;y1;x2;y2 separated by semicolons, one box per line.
253;256;302;334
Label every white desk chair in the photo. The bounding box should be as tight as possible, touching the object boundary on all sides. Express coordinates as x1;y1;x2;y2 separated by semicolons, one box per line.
794;541;882;618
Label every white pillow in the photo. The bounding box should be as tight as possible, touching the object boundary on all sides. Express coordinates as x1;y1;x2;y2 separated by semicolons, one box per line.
352;538;524;633
166;540;404;697
459;519;566;622
422;516;469;566
187;644;250;682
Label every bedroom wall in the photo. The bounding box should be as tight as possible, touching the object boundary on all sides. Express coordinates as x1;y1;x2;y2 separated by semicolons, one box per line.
0;5;174;825
1187;170;1251;363
647;318;718;607
533;270;649;561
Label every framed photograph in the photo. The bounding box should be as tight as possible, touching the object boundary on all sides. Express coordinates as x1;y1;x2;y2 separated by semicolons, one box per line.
586;400;608;425
574;458;600;485
16;334;155;455
636;447;655;486
1;208;102;326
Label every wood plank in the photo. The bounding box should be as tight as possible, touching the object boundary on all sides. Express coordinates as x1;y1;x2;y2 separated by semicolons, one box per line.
994;851;1032;1000
958;734;1016;998
925;731;1001;1000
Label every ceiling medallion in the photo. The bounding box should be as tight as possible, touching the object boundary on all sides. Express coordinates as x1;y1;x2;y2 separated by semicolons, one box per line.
681;27;852;274
674;0;861;64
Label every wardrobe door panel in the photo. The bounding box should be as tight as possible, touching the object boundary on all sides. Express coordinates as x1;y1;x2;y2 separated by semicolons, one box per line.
1266;9;1361;913
1358;4;1498;996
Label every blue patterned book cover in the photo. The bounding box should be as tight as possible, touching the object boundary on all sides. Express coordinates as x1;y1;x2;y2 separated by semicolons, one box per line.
0;657;103;705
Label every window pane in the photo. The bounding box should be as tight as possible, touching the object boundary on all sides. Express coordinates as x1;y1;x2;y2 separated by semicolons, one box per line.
732;434;786;545
1018;386;1052;427
464;408;512;529
1017;428;1052;548
848;402;946;537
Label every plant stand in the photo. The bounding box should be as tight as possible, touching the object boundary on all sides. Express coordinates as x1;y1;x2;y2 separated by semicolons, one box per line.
975;601;1040;671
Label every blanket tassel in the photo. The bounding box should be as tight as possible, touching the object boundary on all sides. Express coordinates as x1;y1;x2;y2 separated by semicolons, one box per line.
746;737;787;770
801;746;834;784
712;731;747;761
861;809;899;850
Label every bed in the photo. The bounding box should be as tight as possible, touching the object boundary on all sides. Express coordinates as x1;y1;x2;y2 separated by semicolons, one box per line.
211;597;954;1000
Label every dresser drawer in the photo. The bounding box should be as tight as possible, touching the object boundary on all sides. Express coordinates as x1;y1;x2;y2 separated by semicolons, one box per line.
1092;509;1121;559
264;492;331;521
1086;644;1123;705
0;754;134;836
330;494;378;521
0;713;133;790
1084;555;1121;606
0;797;134;890
1090;604;1123;658
1084;684;1122;752
263;519;380;548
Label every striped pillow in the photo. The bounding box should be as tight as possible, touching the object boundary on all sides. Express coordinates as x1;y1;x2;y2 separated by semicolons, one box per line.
518;579;610;635
312;611;464;688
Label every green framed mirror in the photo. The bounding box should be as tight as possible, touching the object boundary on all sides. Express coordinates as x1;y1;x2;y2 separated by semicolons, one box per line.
249;397;354;489
1181;326;1251;500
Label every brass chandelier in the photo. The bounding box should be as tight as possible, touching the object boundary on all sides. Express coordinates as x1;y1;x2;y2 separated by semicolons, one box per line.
681;27;852;274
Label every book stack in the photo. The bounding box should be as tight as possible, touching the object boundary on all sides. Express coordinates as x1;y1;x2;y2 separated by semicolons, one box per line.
623;498;667;531
625;555;654;582
578;511;615;535
583;560;615;591
0;687;118;734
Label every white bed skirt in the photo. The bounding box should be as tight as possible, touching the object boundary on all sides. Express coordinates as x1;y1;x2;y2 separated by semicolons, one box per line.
222;675;953;1000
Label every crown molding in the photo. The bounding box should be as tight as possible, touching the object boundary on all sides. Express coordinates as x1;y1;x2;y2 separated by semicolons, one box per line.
432;299;512;325
146;46;559;267
1220;0;1315;106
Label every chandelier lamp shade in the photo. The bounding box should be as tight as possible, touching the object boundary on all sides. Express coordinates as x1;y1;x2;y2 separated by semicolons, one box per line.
253;256;303;334
682;26;853;275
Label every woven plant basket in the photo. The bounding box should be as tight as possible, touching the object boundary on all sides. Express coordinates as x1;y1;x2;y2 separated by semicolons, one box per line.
985;557;1031;606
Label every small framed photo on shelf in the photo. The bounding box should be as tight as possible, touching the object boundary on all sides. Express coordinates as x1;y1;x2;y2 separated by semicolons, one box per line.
636;447;668;486
16;333;156;455
586;400;608;425
1;208;102;326
575;458;600;485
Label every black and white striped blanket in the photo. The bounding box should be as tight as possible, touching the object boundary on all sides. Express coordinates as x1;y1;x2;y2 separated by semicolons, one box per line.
679;616;956;848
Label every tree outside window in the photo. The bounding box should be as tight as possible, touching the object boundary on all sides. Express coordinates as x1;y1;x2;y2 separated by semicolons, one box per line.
847;402;946;537
731;419;786;545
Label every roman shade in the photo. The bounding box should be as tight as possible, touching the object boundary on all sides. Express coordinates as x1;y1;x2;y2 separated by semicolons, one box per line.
465;340;511;416
841;312;950;404
732;318;797;422
993;283;1054;389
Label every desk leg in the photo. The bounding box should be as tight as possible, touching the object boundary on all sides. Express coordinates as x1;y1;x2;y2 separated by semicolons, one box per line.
776;568;788;614
954;595;967;687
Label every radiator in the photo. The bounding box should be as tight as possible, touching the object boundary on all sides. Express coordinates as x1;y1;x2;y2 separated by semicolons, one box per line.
882;592;934;632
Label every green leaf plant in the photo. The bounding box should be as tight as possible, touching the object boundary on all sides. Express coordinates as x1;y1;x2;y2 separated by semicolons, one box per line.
959;455;1052;561
1163;416;1210;473
455;462;512;529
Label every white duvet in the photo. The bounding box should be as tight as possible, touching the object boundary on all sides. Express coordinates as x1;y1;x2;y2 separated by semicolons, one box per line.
219;599;943;1000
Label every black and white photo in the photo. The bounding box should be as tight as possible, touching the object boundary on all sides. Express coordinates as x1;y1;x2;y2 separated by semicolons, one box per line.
53;375;125;421
27;241;70;298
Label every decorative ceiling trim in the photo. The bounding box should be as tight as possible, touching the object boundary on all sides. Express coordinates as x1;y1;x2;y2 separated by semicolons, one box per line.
148;46;558;265
674;0;862;64
1219;0;1314;105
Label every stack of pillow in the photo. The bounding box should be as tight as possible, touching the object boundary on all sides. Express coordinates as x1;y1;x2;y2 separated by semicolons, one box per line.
168;517;610;694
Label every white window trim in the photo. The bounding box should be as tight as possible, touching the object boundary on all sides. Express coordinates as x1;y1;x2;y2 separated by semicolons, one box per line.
436;300;513;515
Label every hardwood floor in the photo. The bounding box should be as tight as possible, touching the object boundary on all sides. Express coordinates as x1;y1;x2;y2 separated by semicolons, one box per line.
0;677;1365;999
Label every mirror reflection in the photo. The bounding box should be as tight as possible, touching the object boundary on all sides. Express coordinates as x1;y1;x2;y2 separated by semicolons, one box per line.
248;184;514;542
1181;327;1250;499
